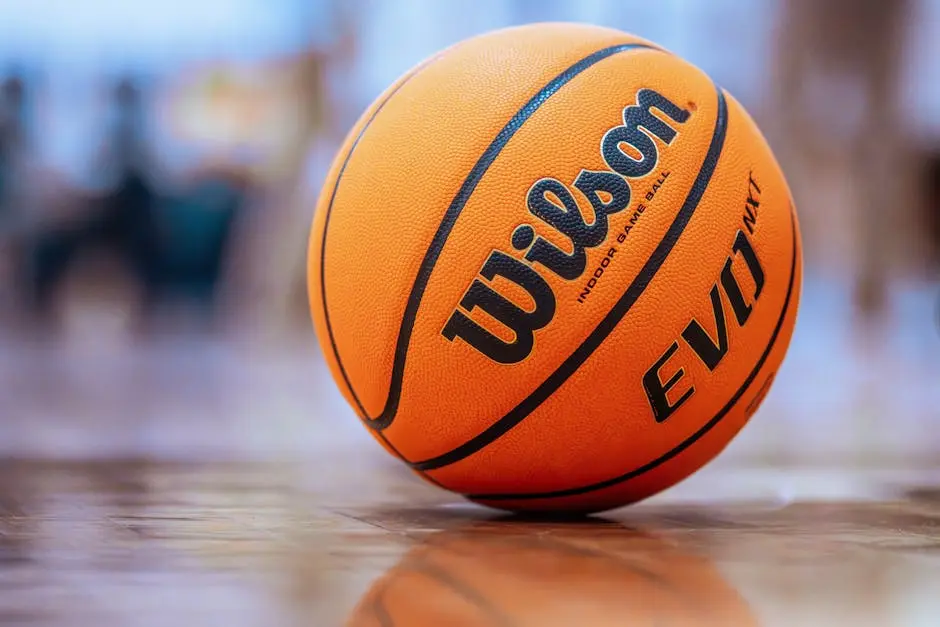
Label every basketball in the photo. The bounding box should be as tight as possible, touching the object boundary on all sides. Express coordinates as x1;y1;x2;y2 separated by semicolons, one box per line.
308;22;802;513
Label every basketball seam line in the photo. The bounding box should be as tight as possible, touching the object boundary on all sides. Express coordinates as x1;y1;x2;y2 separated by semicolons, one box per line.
317;54;445;468
319;41;658;433
468;201;801;501
411;84;729;472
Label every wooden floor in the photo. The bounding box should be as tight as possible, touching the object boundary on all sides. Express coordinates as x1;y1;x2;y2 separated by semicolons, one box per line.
2;279;940;626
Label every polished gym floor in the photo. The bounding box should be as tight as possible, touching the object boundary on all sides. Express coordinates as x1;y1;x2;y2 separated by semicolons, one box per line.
2;278;939;626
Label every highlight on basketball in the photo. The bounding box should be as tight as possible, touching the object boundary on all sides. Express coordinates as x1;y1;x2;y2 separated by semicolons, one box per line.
1;1;938;624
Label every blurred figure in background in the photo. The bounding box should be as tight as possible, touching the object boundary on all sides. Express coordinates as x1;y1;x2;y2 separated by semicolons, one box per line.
24;76;160;332
157;162;247;331
769;0;917;334
0;73;27;219
0;71;31;316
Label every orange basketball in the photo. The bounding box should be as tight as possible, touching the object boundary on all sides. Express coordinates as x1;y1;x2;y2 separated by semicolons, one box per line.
308;22;802;513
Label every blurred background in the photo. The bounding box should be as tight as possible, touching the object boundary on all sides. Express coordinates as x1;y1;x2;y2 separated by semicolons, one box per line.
0;0;935;455
3;0;937;460
0;1;938;625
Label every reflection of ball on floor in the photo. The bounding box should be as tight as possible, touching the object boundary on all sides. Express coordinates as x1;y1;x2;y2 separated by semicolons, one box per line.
309;22;802;513
347;524;758;626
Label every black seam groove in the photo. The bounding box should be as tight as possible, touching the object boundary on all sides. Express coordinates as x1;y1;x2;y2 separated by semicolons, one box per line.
319;42;657;432
412;84;729;472
467;202;801;502
318;54;446;465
